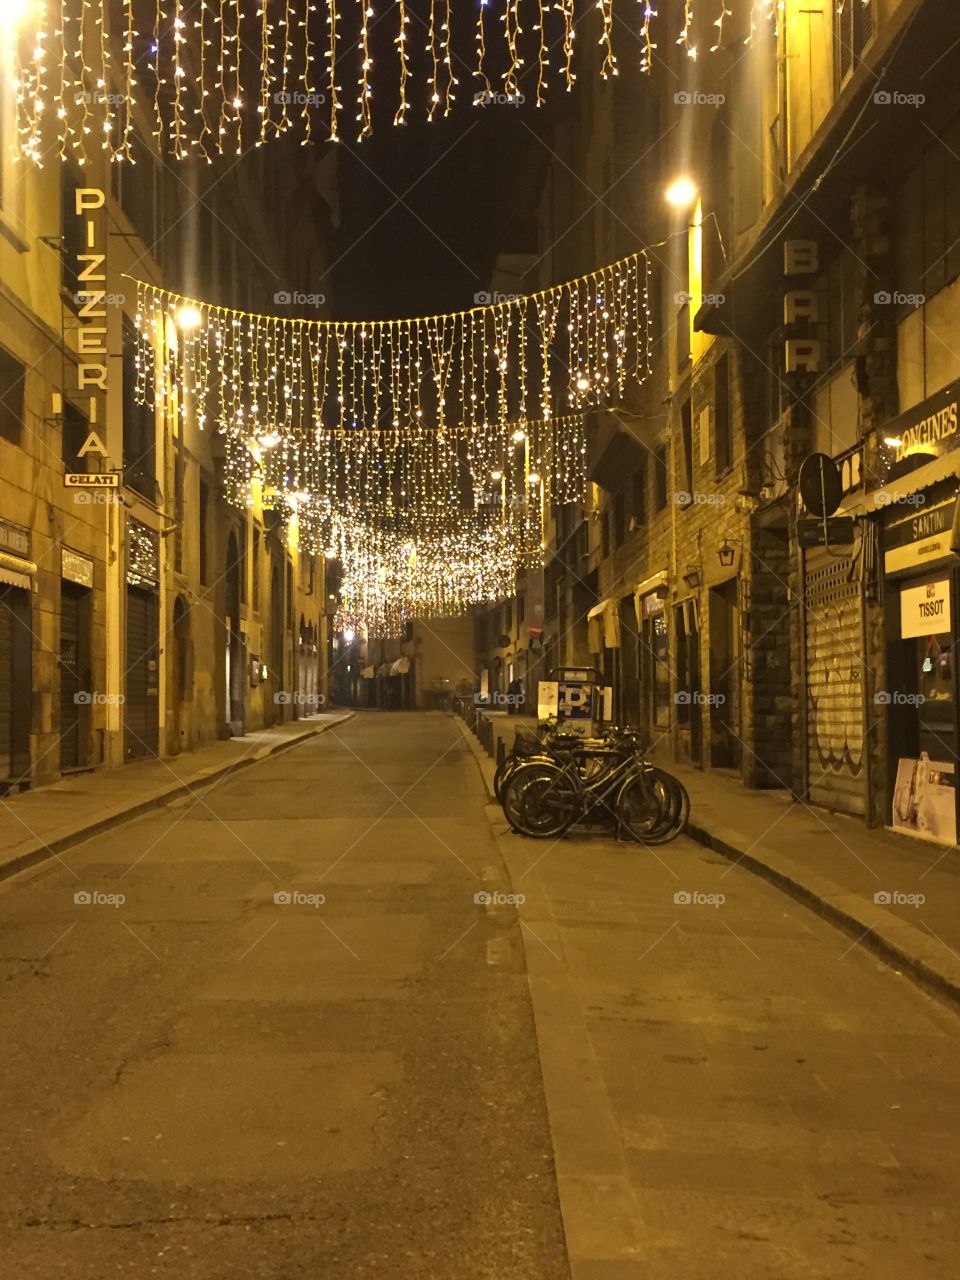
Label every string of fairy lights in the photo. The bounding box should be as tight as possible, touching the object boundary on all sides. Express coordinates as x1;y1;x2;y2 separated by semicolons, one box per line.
132;251;647;635
12;0;790;159
134;251;651;439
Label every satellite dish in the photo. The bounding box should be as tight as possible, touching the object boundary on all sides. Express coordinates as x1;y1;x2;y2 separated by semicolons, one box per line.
799;453;843;518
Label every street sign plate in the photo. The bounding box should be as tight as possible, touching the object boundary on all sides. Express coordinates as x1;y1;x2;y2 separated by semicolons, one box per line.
798;516;855;548
64;472;119;488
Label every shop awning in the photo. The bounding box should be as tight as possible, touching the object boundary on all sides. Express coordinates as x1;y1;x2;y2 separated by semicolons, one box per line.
587;599;620;650
390;656;410;675
843;450;960;516
0;551;37;592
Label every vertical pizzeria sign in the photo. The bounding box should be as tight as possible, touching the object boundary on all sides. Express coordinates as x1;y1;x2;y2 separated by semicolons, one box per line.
64;187;119;491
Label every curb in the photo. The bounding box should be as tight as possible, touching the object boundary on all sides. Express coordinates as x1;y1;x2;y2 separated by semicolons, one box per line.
0;712;355;886
684;815;960;1012
456;713;960;1012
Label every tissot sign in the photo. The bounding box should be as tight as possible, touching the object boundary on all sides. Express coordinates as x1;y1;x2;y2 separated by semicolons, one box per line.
901;579;951;639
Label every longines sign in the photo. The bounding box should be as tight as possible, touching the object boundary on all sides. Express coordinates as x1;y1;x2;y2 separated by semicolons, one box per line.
887;378;960;472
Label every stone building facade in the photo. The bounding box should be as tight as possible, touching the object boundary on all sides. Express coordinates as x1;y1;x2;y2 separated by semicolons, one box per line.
0;22;335;791
473;0;960;845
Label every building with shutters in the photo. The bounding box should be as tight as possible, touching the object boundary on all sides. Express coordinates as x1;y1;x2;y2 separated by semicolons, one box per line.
471;0;960;843
0;78;335;791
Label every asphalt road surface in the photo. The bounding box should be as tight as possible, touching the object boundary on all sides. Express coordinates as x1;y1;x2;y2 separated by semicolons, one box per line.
0;712;568;1279
3;711;960;1279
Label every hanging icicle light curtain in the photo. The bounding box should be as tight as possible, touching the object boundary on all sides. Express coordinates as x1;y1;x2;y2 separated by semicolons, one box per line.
13;0;775;159
134;250;651;439
298;503;542;638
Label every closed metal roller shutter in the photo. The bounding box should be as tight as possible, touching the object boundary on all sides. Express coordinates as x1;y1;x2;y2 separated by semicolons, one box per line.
0;589;13;778
125;587;159;759
804;546;865;815
59;587;81;770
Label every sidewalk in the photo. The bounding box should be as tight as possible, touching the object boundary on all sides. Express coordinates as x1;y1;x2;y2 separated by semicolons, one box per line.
460;709;960;1008
0;711;354;882
666;759;960;1008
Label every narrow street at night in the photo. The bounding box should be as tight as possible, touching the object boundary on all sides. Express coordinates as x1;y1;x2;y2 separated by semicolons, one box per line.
5;0;960;1274
1;712;960;1278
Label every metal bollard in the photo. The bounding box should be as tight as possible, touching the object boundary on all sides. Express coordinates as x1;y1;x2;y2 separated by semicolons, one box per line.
496;736;506;768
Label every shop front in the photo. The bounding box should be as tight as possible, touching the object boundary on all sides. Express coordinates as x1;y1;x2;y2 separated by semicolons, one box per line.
879;378;960;846
633;573;671;745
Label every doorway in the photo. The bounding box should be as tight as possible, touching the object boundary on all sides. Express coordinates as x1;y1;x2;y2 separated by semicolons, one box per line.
59;581;90;771
709;579;741;769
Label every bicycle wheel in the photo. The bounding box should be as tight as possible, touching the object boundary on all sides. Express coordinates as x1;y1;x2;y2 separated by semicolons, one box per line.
653;768;690;836
503;762;580;839
495;751;558;805
615;770;671;843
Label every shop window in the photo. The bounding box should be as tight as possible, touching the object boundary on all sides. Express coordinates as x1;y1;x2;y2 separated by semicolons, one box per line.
613;489;626;548
60;165;85;298
0;347;26;446
199;478;210;585
61;400;89;470
122;317;157;499
654;446;668;510
253;527;261;610
836;0;875;86
632;462;646;525
715;355;732;476
680;399;693;496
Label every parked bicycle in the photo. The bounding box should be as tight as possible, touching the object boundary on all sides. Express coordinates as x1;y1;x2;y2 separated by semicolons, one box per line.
499;724;689;844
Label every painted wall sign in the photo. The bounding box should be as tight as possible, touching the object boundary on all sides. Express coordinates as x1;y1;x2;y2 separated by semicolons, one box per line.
0;520;30;558
900;579;951;639
61;548;94;588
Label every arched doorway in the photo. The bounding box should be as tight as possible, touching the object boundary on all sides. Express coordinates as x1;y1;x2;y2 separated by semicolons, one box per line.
225;531;245;735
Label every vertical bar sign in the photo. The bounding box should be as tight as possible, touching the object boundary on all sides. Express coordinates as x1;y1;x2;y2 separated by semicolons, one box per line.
74;188;110;465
